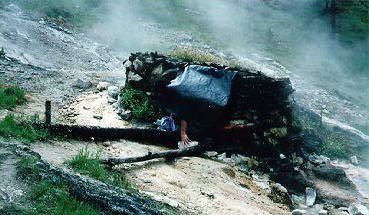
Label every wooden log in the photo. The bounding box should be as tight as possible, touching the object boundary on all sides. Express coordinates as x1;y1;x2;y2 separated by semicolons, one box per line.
101;145;205;167
35;123;180;148
45;100;51;125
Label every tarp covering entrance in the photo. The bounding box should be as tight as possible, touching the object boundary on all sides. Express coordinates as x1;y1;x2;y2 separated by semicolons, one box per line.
160;65;237;125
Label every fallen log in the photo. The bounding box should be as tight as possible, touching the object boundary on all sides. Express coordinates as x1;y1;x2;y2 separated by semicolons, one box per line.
36;123;180;148
9;143;176;215
101;145;205;167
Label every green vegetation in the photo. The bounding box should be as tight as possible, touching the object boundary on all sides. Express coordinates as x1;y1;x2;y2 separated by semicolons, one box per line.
16;156;41;181
315;133;349;158
324;0;369;41
67;148;133;190
0;85;27;110
120;85;162;122
0;114;49;143
15;156;103;215
293;108;350;158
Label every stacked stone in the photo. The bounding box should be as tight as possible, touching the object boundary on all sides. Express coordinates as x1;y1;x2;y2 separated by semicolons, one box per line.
123;52;295;155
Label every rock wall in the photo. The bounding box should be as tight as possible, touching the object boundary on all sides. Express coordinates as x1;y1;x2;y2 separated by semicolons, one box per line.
123;52;298;157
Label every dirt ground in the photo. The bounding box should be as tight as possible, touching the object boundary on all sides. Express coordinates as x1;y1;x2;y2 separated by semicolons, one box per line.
31;140;289;215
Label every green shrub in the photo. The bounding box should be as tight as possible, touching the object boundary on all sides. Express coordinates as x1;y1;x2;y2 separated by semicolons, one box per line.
0;114;49;143
292;108;349;158
120;86;162;122
0;85;27;110
315;134;349;158
67;148;132;190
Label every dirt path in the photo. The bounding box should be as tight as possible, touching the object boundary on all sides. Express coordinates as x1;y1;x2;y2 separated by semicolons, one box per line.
0;146;28;211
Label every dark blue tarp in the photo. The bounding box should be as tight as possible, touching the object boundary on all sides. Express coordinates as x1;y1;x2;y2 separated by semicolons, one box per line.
160;65;236;125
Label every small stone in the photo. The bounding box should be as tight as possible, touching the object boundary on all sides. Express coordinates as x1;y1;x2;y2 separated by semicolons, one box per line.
350;156;359;165
217;152;226;160
102;141;111;147
200;190;215;199
127;71;143;82
230;154;249;164
348;203;369;215
338;207;349;212
108;97;117;104
318;209;328;215
203;151;218;157
280;153;286;159
167;199;178;208
108;86;119;99
152;63;163;75
305;187;316;206
133;59;143;73
73;79;92;89
291;194;305;208
93;114;103;120
142;178;152;184
97;81;109;91
268;183;292;206
123;60;132;68
119;109;132;120
292;209;307;215
177;141;199;149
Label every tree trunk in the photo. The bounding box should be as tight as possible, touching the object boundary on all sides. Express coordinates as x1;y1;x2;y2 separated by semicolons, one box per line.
331;0;337;32
325;0;329;10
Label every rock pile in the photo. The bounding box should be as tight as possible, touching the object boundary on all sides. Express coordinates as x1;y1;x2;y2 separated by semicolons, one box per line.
123;52;296;156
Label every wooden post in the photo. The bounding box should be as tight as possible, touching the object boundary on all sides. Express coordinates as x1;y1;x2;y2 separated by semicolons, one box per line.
45;100;51;126
320;105;323;128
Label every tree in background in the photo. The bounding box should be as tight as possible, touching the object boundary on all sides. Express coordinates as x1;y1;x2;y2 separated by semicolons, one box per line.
323;0;368;41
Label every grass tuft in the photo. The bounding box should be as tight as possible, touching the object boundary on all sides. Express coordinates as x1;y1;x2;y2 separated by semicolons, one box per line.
170;48;226;65
16;156;41;181
16;156;102;215
0;114;49;143
67;148;133;190
120;85;162;122
27;180;101;215
169;48;244;69
0;85;27;110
